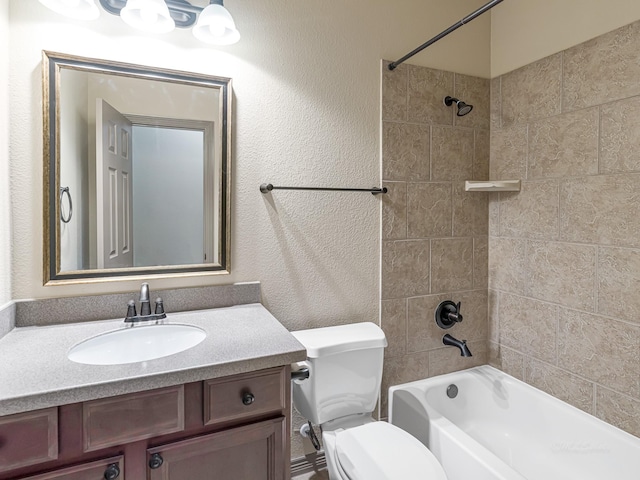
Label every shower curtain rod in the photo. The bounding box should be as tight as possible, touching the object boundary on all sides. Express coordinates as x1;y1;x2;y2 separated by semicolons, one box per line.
388;0;504;71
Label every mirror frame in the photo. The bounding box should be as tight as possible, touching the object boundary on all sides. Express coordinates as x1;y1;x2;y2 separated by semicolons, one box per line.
42;51;232;284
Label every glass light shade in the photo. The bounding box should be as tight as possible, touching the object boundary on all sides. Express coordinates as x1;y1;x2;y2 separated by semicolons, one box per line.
192;3;240;45
39;0;100;20
120;0;175;34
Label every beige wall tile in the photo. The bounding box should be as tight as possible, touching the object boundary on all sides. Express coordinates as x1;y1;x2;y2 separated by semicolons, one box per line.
382;181;407;240
429;340;487;377
489;237;527;295
525;240;597;311
453;74;490;130
490;124;527;181
488;197;500;236
473;236;488;289
488;342;524;380
407;183;452;238
382;61;407;122
381;298;407;359
498;293;558;364
431;238;474;293
453;183;488;237
488;289;499;343
382;122;430;181
407;290;487;353
431;126;474;181
501;53;562;127
500;180;559;239
596;387;640;438
557;308;640;397
382;240;430;299
560;174;640;248
600;96;640;174
490;77;501;130
563;22;640;112
524;359;595;414
474;129;490;181
381;352;430;415
407;65;454;126
528;108;599;179
598;246;640;325
407;293;449;352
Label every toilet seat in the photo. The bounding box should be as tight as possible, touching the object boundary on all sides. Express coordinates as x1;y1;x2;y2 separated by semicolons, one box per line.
333;422;447;480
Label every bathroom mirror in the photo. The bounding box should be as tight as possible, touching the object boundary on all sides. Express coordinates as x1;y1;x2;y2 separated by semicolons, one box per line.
43;51;231;283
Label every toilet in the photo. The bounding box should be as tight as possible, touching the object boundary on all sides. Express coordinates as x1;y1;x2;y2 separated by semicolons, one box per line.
291;322;447;480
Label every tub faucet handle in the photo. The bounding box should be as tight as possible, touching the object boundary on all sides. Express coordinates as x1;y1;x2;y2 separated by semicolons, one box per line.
435;300;463;329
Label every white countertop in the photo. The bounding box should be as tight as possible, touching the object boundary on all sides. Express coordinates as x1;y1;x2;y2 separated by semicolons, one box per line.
0;303;306;417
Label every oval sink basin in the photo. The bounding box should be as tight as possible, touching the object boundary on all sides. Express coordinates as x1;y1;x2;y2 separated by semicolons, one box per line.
68;324;207;365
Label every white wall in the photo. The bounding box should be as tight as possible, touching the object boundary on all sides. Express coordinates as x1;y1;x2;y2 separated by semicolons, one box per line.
0;0;10;307
8;0;490;329
491;0;640;76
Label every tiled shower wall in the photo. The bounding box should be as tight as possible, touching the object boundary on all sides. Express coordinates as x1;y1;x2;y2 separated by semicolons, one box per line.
489;20;640;437
380;62;490;412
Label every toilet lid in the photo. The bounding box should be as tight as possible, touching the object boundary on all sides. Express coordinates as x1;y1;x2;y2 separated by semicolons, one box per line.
334;422;447;480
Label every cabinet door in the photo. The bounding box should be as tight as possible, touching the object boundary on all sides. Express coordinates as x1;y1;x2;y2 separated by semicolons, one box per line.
16;456;123;480
147;417;285;480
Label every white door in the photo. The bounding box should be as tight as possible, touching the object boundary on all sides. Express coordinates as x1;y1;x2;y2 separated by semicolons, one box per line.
96;99;134;269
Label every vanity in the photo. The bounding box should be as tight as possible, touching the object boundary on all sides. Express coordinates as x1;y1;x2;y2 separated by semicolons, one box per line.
0;301;306;480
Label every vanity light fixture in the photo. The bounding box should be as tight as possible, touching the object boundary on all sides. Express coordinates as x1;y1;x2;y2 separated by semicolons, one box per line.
120;0;175;34
39;0;241;45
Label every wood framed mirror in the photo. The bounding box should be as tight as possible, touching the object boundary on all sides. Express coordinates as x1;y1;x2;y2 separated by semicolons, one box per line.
42;51;231;284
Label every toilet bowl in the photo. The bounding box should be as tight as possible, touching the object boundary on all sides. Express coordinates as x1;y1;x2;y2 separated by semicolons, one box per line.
323;420;447;480
291;323;447;480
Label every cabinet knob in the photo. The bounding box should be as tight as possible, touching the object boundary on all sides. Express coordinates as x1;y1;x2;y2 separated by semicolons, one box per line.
103;463;120;480
242;392;255;405
149;453;164;469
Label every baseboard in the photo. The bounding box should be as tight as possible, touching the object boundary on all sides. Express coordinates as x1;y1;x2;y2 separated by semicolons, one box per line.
291;453;327;476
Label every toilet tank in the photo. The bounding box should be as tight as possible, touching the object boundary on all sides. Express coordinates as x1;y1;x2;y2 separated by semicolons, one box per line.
291;322;387;425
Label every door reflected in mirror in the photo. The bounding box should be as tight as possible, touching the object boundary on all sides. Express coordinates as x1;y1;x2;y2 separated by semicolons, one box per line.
43;52;231;283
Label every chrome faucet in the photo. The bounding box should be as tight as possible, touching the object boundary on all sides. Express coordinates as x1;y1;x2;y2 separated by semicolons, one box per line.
442;334;472;357
124;282;166;324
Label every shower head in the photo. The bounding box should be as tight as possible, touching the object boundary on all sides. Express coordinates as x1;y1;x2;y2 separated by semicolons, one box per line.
444;96;473;116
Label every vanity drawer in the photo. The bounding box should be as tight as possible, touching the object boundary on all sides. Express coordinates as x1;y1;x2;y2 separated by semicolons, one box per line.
204;367;286;425
0;408;58;473
83;385;184;452
16;456;124;480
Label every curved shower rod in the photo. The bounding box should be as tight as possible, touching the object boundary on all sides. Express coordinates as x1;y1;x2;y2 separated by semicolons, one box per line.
388;0;504;71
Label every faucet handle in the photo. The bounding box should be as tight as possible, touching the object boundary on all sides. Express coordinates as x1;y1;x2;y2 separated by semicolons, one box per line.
126;299;137;319
435;300;463;329
155;297;165;315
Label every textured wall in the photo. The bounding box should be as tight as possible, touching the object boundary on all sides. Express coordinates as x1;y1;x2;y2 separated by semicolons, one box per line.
491;0;640;76
379;62;489;413
7;0;490;330
0;0;10;307
489;20;640;438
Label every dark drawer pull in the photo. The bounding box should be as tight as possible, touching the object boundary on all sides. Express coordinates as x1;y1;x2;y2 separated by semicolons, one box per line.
104;463;120;480
242;392;255;405
149;453;164;469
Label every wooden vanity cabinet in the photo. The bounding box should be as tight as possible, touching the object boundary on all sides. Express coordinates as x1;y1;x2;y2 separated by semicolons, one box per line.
0;366;291;480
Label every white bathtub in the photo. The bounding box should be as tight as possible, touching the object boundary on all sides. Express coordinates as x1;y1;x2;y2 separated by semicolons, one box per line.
388;365;640;480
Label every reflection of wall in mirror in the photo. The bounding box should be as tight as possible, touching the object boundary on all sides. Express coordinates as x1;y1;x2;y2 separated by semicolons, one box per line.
58;68;221;271
59;70;89;271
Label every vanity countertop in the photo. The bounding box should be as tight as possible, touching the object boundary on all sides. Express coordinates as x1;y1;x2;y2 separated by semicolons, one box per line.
0;303;306;417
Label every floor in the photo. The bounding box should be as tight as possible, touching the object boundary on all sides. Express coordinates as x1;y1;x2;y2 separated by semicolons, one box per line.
292;470;329;480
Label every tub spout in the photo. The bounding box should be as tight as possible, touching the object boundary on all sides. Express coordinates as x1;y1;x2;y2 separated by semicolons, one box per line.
443;334;472;357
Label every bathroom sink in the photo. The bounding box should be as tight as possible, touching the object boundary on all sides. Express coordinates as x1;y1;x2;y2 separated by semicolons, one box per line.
67;324;207;365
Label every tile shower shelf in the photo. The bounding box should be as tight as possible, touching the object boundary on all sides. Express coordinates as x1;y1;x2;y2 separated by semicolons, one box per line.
464;180;521;192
